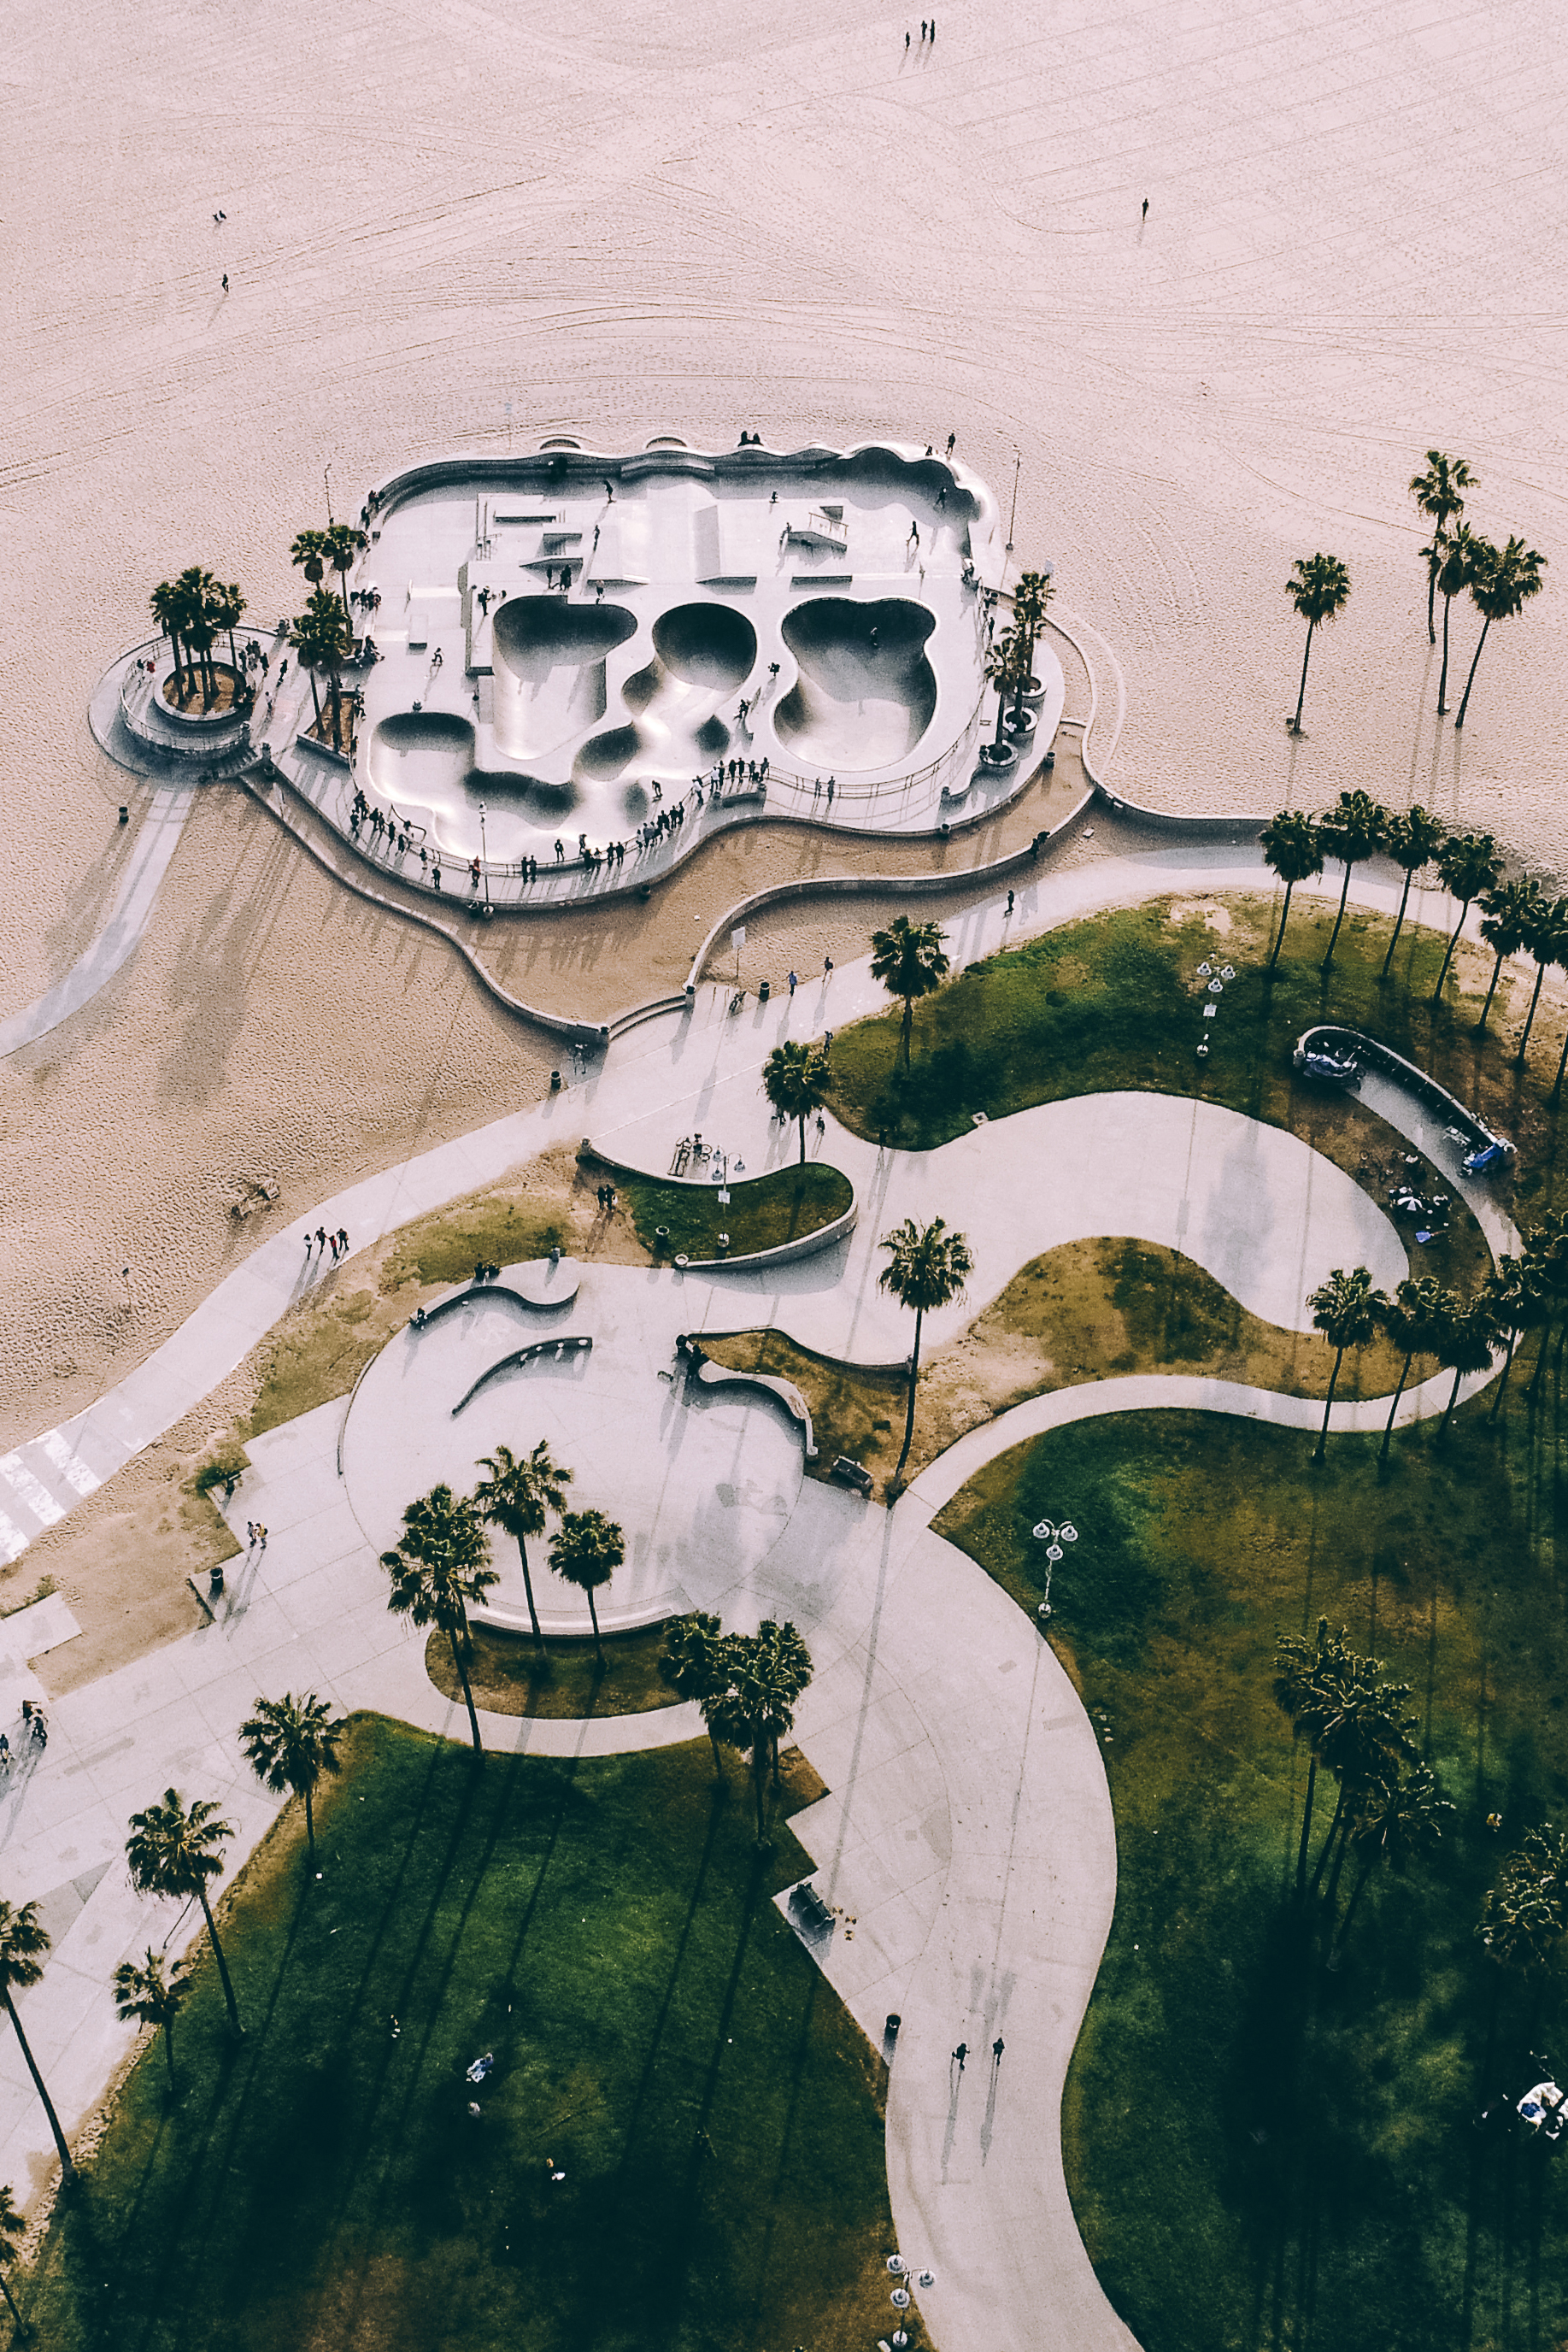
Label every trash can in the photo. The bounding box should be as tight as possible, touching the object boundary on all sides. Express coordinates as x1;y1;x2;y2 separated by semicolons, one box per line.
550;1070;562;1091
758;979;771;1003
118;805;129;825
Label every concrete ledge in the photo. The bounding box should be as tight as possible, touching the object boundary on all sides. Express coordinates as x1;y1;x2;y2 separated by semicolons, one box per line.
676;1334;818;1459
578;1143;858;1271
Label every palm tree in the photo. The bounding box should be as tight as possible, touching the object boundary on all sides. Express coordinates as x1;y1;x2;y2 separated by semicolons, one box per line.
149;577;189;698
125;1790;243;2035
660;1611;731;1776
762;1039;832;1165
869;916;950;1070
984;626;1030;755
1483;1257;1546;1420
206;579;246;681
1430;829;1502;1003
1435;1292;1498;1442
290;526;330;603
1475;876;1542;1034
1009;569;1054;703
380;1484;497;1753
1409;450;1475;640
1478;1822;1568;1976
1380;805;1445;978
1514;894;1568;1066
1454;533;1548;729
1317;790;1387;967
548;1508;623;1667
473;1440;573;1662
1524;1216;1568;1396
238;1691;346;1863
1309;1666;1418;1906
322;520;369;624
1329;1760;1452;1967
173;566;220;705
1285;552;1351;732
1377;1275;1448;1465
1274;1619;1352;1896
1307;1266;1385;1463
0;1902;74;2184
292;586;354;749
1433;523;1477;714
112;1948;187;2091
708;1620;813;1843
0;2182;32;2337
878;1215;974;1485
1260;809;1324;973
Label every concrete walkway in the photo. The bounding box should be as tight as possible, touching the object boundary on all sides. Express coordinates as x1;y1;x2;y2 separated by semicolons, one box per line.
0;786;195;1061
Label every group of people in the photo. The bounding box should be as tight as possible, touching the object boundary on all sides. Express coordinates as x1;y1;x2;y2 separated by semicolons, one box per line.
244;1521;269;1550
305;1224;350;1260
593;1183;619;1214
0;1702;49;1769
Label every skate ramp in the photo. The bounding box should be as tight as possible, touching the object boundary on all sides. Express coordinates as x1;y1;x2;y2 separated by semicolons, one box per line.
775;597;937;769
490;596;637;760
578;602;755;781
367;710;477;801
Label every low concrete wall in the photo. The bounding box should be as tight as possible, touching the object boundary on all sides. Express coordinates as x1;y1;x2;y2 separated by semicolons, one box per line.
579;1141;858;1271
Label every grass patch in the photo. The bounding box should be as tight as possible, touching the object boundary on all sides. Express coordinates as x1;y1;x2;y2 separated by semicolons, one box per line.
27;1716;894;2352
605;1158;852;1262
697;1328;908;1491
381;1202;567;1291
932;1388;1568;2352
825;892;1544;1267
425;1622;686;1720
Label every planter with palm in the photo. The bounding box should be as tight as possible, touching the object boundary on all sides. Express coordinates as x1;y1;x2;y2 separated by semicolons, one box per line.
1409;450;1474;642
473;1440;573;1661
239;1690;346;1864
1260;809;1324;973
112;1948;188;2091
1378;806;1445;979
1284;552;1351;732
1429;830;1502;1003
878;1214;974;1486
1317;790;1387;968
1475;876;1542;1034
1007;569;1054;709
291;589;355;748
761;1038;832;1163
1307;1265;1387;1462
869;916;950;1071
0;1901;75;2184
1377;1275;1448;1464
173;566;220;706
549;1508;623;1667
1454;533;1548;729
380;1484;498;1754
982;626;1029;763
125;1790;244;2035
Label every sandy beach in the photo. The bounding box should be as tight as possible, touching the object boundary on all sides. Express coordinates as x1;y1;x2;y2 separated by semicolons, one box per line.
3;0;1565;1459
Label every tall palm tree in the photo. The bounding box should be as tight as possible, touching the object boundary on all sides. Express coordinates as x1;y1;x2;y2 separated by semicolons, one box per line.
207;579;247;682
869;916;950;1070
660;1611;730;1777
173;566;219;705
1475;876;1542;1034
1430;830;1502;1003
878;1215;974;1485
1274;1619;1352;1896
1009;569;1054;703
290;527;330;603
239;1691;346;1863
1483;1257;1546;1420
548;1508;623;1667
292;586;354;748
1285;552;1351;732
1307;1266;1386;1462
0;2181;32;2336
762;1039;832;1164
1309;1667;1418;1906
1260;809;1324;973
125;1791;242;2036
1454;534;1548;729
322;520;369;624
473;1440;573;1661
112;1949;187;2091
1478;1822;1568;1976
1317;790;1387;967
0;1902;74;2184
1435;1293;1498;1442
984;626;1030;755
1524;1215;1568;1396
1433;523;1477;714
1380;805;1446;978
380;1484;497;1753
709;1620;813;1843
1377;1275;1449;1465
1329;1760;1452;1967
149;578;190;698
1409;450;1475;641
1514;894;1568;1067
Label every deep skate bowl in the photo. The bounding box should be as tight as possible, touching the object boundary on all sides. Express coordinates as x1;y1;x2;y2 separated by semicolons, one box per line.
650;601;756;690
367;710;477;801
580;603;754;781
491;596;637;760
775;597;937;769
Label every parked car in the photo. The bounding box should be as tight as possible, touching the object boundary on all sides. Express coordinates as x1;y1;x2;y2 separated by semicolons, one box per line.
1295;1043;1361;1087
1462;1139;1514;1177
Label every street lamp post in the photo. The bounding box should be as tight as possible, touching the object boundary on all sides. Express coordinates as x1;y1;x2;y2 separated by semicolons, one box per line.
1005;453;1020;553
324;460;334;524
479;801;490;908
1031;1518;1078;1618
885;2253;937;2349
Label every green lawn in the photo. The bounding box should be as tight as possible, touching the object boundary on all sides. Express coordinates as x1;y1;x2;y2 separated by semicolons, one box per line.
605;1159;852;1262
426;1622;685;1720
25;1719;894;2352
932;1391;1568;2352
825;891;1559;1251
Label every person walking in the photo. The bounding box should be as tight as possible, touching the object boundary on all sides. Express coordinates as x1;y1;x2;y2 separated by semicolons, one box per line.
316;1226;327;1253
992;2036;1005;2066
946;432;955;455
1142;195;1148;220
953;2040;966;2071
220;273;228;292
1006;888;1014;915
823;955;834;979
338;1228;348;1254
905;27;910;46
788;969;798;996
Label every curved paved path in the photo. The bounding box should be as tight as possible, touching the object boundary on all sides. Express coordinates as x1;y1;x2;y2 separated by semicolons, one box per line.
0;786;195;1061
